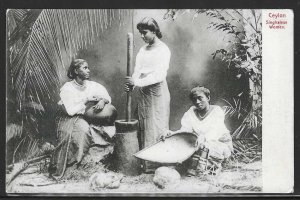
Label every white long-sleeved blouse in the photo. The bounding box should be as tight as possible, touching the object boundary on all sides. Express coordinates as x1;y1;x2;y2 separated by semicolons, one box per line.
179;105;230;142
58;80;111;116
132;39;171;87
179;105;233;159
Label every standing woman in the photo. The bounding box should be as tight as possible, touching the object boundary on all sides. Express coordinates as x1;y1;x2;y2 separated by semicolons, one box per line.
124;17;171;173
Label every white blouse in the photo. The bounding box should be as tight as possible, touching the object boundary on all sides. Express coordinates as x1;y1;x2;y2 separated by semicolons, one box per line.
58;80;111;116
179;105;229;142
132;39;171;87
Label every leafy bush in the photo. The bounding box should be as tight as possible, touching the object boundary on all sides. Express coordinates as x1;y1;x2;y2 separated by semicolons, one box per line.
164;9;262;141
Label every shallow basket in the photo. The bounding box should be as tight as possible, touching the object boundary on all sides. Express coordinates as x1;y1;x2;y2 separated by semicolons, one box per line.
134;132;198;164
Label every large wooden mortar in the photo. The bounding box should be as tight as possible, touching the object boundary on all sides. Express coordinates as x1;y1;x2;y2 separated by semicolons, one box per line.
113;119;140;175
112;33;141;176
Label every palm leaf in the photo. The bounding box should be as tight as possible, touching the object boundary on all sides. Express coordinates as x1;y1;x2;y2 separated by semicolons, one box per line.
8;9;132;110
6;9;132;176
6;124;23;143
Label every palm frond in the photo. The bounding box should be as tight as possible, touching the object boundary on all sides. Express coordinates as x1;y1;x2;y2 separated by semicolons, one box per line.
7;10;42;48
6;123;23;143
8;9;132;109
222;97;246;119
6;9;132;174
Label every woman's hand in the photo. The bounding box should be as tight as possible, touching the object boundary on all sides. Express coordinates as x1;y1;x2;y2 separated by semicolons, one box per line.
85;95;101;103
92;100;106;113
160;130;175;141
124;76;135;92
195;135;206;150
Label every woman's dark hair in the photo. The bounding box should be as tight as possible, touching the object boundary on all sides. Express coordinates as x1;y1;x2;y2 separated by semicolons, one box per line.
189;86;211;101
67;59;87;79
137;17;162;39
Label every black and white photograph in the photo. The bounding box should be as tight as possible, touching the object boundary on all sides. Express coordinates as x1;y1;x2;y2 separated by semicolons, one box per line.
5;9;293;194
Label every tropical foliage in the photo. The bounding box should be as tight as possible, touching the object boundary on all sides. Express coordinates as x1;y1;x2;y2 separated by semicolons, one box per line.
7;9;131;110
6;9;131;165
7;9;262;167
164;9;262;161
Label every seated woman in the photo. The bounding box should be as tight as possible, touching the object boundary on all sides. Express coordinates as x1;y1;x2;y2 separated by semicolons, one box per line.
162;86;233;176
50;59;117;180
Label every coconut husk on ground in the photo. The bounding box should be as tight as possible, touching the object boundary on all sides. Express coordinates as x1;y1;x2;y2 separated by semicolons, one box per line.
6;143;262;194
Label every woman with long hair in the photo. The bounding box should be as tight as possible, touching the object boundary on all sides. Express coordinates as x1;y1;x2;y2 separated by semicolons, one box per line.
50;59;117;179
124;17;171;173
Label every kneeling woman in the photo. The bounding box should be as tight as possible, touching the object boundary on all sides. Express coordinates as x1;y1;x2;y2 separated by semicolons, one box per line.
50;59;117;180
164;86;233;176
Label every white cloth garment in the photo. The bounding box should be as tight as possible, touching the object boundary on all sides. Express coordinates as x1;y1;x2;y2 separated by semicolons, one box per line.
132;39;171;87
179;105;233;159
59;80;111;116
131;39;171;172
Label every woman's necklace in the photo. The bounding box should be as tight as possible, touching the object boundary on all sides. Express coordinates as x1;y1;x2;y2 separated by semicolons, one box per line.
147;38;160;49
197;106;210;120
73;79;86;89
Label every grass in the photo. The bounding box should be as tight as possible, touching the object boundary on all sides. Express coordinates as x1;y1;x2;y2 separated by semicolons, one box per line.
6;145;262;194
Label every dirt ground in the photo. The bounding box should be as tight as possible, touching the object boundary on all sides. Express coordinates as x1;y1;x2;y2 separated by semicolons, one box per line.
6;146;262;194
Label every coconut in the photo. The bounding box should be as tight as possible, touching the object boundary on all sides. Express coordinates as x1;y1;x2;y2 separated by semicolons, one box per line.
89;172;121;190
153;167;181;189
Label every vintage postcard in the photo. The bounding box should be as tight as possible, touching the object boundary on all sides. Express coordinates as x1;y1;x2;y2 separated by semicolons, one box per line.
5;9;293;195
